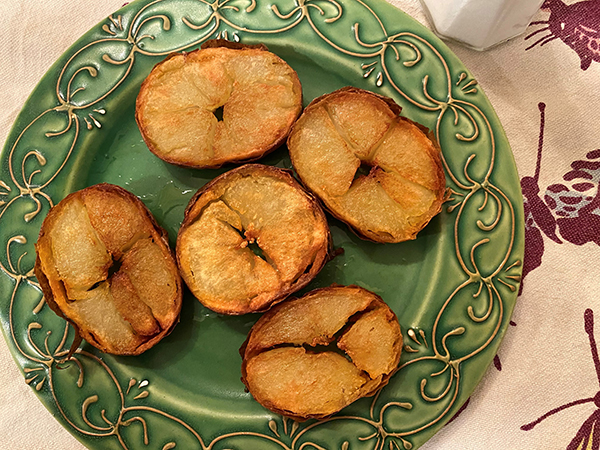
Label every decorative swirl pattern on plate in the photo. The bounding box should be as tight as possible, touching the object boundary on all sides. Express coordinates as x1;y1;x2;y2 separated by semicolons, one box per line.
0;0;522;449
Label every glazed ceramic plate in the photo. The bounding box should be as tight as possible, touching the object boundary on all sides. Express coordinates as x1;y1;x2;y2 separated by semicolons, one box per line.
0;0;524;448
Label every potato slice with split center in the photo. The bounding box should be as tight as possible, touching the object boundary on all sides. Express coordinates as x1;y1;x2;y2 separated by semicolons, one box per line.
136;40;302;168
34;183;183;355
176;164;331;315
288;87;447;243
240;285;403;420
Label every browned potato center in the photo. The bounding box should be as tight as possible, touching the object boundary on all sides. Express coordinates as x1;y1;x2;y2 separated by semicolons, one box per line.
34;184;182;355
288;87;447;243
240;285;403;420
136;40;302;169
176;164;331;315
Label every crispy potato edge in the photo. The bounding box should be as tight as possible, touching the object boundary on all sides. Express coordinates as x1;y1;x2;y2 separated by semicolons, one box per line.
136;40;303;169
34;183;183;356
177;164;333;315
239;285;403;420
288;86;448;244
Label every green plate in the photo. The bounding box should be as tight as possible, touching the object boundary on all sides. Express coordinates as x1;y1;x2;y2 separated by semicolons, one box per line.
0;0;524;448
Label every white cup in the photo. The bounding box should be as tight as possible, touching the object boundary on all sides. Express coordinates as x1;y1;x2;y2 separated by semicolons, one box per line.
420;0;544;50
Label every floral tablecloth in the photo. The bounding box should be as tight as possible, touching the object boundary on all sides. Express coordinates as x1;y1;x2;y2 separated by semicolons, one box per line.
1;0;599;449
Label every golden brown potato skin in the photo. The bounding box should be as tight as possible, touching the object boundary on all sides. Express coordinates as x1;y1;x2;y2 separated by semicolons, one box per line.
288;87;447;243
240;285;403;420
34;183;182;355
136;40;302;169
176;164;331;315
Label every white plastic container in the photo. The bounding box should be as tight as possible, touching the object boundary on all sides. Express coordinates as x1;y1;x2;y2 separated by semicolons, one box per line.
420;0;544;50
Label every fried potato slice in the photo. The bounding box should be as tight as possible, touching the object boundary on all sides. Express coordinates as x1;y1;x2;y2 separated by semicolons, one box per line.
136;40;302;169
34;184;182;355
176;164;331;315
288;87;447;243
240;285;403;420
